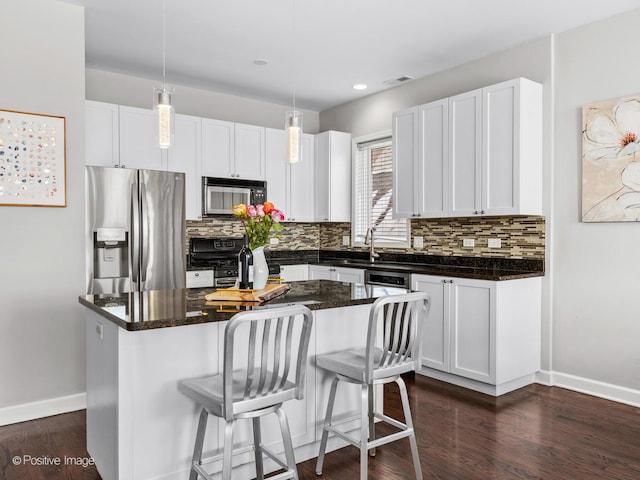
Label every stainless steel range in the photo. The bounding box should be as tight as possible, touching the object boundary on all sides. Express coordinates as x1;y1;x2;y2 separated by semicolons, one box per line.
188;237;280;287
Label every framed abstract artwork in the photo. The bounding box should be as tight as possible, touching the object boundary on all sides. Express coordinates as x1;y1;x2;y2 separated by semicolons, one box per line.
582;94;640;222
0;109;66;207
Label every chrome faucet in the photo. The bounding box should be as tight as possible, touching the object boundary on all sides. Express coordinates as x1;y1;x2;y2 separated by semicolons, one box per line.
364;227;380;263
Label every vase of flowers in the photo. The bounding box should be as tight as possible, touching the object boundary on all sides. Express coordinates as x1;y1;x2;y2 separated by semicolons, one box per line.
232;201;285;290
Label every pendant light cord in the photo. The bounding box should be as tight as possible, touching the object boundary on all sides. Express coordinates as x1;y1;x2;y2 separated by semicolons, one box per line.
162;0;167;89
292;0;296;114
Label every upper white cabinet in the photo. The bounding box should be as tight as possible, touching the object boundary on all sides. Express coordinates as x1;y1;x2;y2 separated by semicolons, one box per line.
119;106;165;171
86;101;120;168
314;131;352;222
393;77;542;219
167;114;202;221
412;273;542;395
202;120;266;181
393;99;449;218
201;118;234;178
265;129;315;222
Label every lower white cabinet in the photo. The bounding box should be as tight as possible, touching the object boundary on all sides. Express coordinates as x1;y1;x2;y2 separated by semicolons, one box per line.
309;265;364;283
279;264;309;282
412;273;541;395
186;270;213;288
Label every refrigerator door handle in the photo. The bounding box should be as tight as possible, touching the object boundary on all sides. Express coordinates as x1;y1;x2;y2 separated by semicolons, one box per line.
130;181;140;287
140;182;149;283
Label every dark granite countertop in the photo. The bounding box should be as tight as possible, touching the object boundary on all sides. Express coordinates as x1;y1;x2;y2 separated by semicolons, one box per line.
265;250;544;281
78;280;409;331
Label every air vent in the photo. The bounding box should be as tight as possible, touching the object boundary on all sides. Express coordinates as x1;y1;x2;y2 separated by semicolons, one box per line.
383;75;414;87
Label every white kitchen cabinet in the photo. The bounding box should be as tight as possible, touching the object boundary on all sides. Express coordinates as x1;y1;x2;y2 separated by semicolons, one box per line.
186;270;213;288
309;265;364;283
167;114;202;221
119;106;165;171
393;100;449;218
412;273;541;396
393;78;542;219
202;120;266;181
85;101;120;167
279;264;309;282
314;131;351;222
265;129;314;222
201;118;234;178
449;89;482;216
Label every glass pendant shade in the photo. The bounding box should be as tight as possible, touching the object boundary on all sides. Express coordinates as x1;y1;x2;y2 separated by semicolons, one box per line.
285;110;303;164
154;86;175;149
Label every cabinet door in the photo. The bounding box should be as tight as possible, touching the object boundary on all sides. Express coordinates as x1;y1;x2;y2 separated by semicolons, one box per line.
234;123;266;180
392;107;418;218
280;265;309;282
309;266;333;280
449;278;495;383
201;118;234;178
327;131;352;222
289;134;315;222
334;267;364;284
265;128;289;214
119;106;164;170
449;89;482;216
314;132;330;221
412;274;449;372
167;114;202;221
85;101;119;167
418;100;449;217
482;79;518;215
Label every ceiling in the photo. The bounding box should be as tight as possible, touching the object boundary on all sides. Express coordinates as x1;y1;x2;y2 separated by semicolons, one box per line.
63;0;640;111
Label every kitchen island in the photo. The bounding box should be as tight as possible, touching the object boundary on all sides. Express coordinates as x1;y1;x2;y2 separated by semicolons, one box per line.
79;280;408;480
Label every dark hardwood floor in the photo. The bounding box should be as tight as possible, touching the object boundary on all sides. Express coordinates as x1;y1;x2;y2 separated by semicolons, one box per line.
1;374;639;479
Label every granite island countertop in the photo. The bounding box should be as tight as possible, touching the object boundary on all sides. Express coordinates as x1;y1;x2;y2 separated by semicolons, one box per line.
78;280;409;331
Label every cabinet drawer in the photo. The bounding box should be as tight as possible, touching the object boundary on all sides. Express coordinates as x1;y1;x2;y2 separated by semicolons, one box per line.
186;270;214;288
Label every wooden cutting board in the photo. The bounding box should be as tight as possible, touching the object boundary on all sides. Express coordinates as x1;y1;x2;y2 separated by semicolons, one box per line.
204;283;291;304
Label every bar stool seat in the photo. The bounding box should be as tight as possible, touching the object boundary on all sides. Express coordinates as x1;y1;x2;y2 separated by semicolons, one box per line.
315;292;430;480
179;304;313;480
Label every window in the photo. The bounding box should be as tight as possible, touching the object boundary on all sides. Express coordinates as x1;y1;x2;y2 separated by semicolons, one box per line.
353;133;410;247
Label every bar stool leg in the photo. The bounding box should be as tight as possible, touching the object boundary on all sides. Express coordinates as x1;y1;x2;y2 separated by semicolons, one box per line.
316;376;339;475
368;385;376;457
222;419;235;480
276;407;298;480
397;377;422;480
253;417;264;480
359;383;369;480
189;408;209;480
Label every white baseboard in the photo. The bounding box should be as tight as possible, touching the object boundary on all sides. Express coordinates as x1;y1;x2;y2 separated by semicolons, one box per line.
0;393;86;426
536;370;640;408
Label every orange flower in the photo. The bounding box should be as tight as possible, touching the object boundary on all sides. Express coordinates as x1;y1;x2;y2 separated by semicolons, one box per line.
263;201;275;214
232;203;247;217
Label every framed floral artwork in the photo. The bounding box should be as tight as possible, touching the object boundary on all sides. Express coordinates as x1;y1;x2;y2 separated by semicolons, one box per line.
0;109;66;207
582;95;640;222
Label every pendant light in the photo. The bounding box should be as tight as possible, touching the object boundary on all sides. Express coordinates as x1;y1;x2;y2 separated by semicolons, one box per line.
154;0;174;149
285;0;302;164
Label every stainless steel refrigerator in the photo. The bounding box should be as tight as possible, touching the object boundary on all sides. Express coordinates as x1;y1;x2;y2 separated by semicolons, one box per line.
85;166;186;294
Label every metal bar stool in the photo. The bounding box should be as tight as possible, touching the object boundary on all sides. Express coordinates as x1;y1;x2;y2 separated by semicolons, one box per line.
178;304;313;480
315;292;430;480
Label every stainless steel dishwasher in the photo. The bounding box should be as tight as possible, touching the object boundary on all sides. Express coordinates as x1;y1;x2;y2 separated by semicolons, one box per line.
365;269;411;288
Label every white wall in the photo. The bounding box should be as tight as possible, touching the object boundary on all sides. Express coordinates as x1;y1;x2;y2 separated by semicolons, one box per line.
86;68;320;133
553;11;640;391
0;0;86;423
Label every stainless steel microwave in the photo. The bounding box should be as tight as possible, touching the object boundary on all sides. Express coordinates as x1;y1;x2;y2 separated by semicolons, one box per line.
202;177;267;215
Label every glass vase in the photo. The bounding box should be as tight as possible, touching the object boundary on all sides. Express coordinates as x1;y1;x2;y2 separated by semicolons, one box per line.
252;246;269;290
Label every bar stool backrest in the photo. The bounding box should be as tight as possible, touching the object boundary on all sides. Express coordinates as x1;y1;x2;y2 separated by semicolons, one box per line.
223;304;313;421
365;292;430;383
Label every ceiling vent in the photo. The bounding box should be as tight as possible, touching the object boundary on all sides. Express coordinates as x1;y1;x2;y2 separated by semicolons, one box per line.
383;75;414;87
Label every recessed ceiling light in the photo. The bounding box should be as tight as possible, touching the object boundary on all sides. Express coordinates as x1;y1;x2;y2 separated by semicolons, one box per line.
253;59;269;66
353;84;368;90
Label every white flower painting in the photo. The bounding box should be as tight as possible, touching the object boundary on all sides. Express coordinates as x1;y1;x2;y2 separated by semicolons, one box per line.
582;95;640;222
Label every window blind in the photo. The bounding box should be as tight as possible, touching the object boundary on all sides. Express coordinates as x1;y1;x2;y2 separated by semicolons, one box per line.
353;137;410;246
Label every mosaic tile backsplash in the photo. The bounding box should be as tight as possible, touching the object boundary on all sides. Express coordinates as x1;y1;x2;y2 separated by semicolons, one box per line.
187;216;545;260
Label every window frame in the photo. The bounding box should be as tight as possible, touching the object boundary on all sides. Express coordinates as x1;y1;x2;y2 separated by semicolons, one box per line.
351;130;411;249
